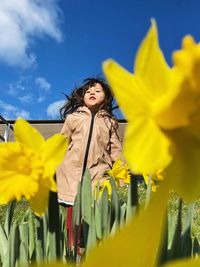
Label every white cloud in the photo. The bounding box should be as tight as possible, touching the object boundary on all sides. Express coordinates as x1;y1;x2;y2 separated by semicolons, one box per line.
47;100;65;119
8;76;32;96
0;100;30;119
35;77;51;93
0;0;63;68
7;75;51;103
19;93;34;104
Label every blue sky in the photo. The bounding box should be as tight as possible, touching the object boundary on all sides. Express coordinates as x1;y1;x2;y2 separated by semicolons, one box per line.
0;0;200;120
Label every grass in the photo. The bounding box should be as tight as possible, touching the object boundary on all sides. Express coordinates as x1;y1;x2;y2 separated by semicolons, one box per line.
0;198;29;226
1;181;200;242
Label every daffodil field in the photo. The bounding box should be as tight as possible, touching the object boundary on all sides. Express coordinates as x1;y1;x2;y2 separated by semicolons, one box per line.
1;171;200;267
2;19;200;267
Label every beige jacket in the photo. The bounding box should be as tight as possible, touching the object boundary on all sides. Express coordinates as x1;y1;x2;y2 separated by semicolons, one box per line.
56;106;122;204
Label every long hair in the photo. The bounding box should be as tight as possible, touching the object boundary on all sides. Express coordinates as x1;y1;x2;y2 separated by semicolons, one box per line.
60;77;116;119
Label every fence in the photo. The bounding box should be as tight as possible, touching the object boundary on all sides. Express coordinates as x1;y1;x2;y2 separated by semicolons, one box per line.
0;115;14;142
0;117;127;141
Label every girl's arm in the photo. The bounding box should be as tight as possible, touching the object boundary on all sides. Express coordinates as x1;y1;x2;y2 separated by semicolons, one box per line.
60;116;72;140
110;121;123;162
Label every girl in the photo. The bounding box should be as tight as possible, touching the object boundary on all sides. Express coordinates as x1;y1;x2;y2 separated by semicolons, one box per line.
56;77;122;206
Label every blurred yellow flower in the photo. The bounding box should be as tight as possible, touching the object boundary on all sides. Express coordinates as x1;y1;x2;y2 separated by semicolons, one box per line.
0;118;68;216
83;178;170;267
103;20;200;201
173;35;200;92
143;169;164;192
30;255;200;267
107;158;130;186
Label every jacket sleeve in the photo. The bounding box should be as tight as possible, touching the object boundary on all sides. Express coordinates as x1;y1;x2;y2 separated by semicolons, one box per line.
110;120;123;162
60;116;72;141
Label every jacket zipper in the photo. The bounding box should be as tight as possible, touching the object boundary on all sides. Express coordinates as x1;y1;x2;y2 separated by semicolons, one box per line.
81;111;95;180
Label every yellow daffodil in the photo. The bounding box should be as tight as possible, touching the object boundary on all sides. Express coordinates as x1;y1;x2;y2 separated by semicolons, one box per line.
103;20;200;202
0;118;68;216
107;158;130;186
99;179;112;198
143;169;164;192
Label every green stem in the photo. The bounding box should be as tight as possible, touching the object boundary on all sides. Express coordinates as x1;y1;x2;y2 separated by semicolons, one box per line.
145;175;152;208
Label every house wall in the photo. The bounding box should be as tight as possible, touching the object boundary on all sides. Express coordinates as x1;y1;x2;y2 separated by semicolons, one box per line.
0;120;127;142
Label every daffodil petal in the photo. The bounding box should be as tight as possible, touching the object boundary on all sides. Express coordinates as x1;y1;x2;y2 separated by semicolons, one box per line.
134;20;192;130
82;179;170;267
155;75;199;129
43;164;57;191
42;134;68;167
162;258;200;267
29;183;49;216
166;129;200;201
173;34;200;93
14;118;44;151
152;184;157;192
143;174;157;192
143;174;149;185
112;159;121;170
134;19;171;101
0;172;39;203
155;34;200;130
103;59;151;121
124;117;172;174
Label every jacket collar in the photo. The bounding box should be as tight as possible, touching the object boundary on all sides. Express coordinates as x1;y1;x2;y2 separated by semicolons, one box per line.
76;106;109;117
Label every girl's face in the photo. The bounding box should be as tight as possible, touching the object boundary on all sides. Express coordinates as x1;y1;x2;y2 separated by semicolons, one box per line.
84;83;106;109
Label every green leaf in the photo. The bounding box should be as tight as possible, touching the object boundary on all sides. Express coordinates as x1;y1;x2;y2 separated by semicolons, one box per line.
99;187;110;237
72;183;81;227
120;203;127;228
19;222;29;251
110;177;120;227
8;222;20;267
35;217;44;262
18;242;29;267
94;202;102;239
168;212;177;250
192;237;200;257
86;207;97;254
126;175;138;223
35;239;43;264
0;224;8;263
180;203;194;257
81;169;93;225
168;199;182;260
110;219;118;236
27;209;36;260
4;200;16;238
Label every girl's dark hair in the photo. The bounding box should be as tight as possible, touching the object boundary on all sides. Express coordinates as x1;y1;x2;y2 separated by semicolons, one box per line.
60;77;116;119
